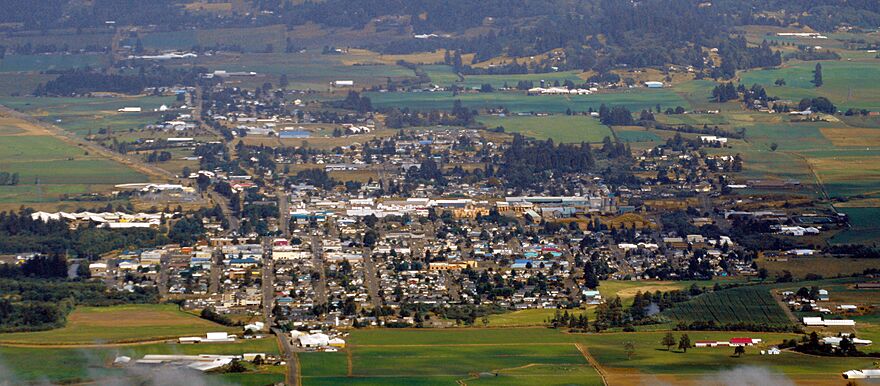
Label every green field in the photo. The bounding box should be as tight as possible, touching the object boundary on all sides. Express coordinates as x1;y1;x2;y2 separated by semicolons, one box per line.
0;134;147;203
576;330;874;384
423;65;586;89
366;89;693;114
0;338;281;384
486;308;592;327
478;115;613;143
303;328;600;386
0;54;104;73
0;304;234;345
739;60;880;110
831;207;880;245
0;30;113;52
0;95;177;136
661;285;792;327
299;327;875;385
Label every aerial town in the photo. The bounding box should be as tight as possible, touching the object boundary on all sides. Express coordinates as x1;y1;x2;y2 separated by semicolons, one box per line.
0;1;879;385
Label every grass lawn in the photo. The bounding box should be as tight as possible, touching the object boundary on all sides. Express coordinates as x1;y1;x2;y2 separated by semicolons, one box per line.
0;304;235;345
478;115;612;143
487;309;592;327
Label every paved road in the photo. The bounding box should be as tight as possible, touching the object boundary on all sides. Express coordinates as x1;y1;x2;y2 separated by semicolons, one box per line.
278;189;290;237
157;253;170;297
310;236;328;305
209;190;239;233
272;327;299;386
361;248;382;309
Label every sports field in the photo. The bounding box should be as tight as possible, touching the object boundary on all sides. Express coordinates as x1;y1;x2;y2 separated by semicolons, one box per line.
0;304;235;345
478;115;612;143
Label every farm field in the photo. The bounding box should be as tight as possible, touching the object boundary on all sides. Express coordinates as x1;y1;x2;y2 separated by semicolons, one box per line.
661;285;792;327
478;115;612;143
739;60;880;111
0;30;113;51
366;89;693;114
575;330;874;385
187;51;416;90
302;328;600;386
422;64;586;89
0;304;235;345
0;338;282;384
0;113;148;204
759;257;880;278
486;308;592;327
830;207;880;244
299;327;875;386
0;53;104;73
0;95;177;136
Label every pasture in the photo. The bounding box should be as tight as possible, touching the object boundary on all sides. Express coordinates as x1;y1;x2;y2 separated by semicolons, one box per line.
0;95;177;136
486;308;592;327
189;51;415;90
366;89;693;114
738;60;880;111
0;304;235;345
478;115;612;143
0;113;148;204
423;65;586;89
0;54;104;73
830;207;880;244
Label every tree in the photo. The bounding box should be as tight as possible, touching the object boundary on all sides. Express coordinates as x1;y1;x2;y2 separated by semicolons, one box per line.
226;360;247;373
769;142;778;151
253;355;264;365
733;345;746;357
813;63;823;87
678;334;691;352
662;332;676;351
623;341;636;360
280;74;289;89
